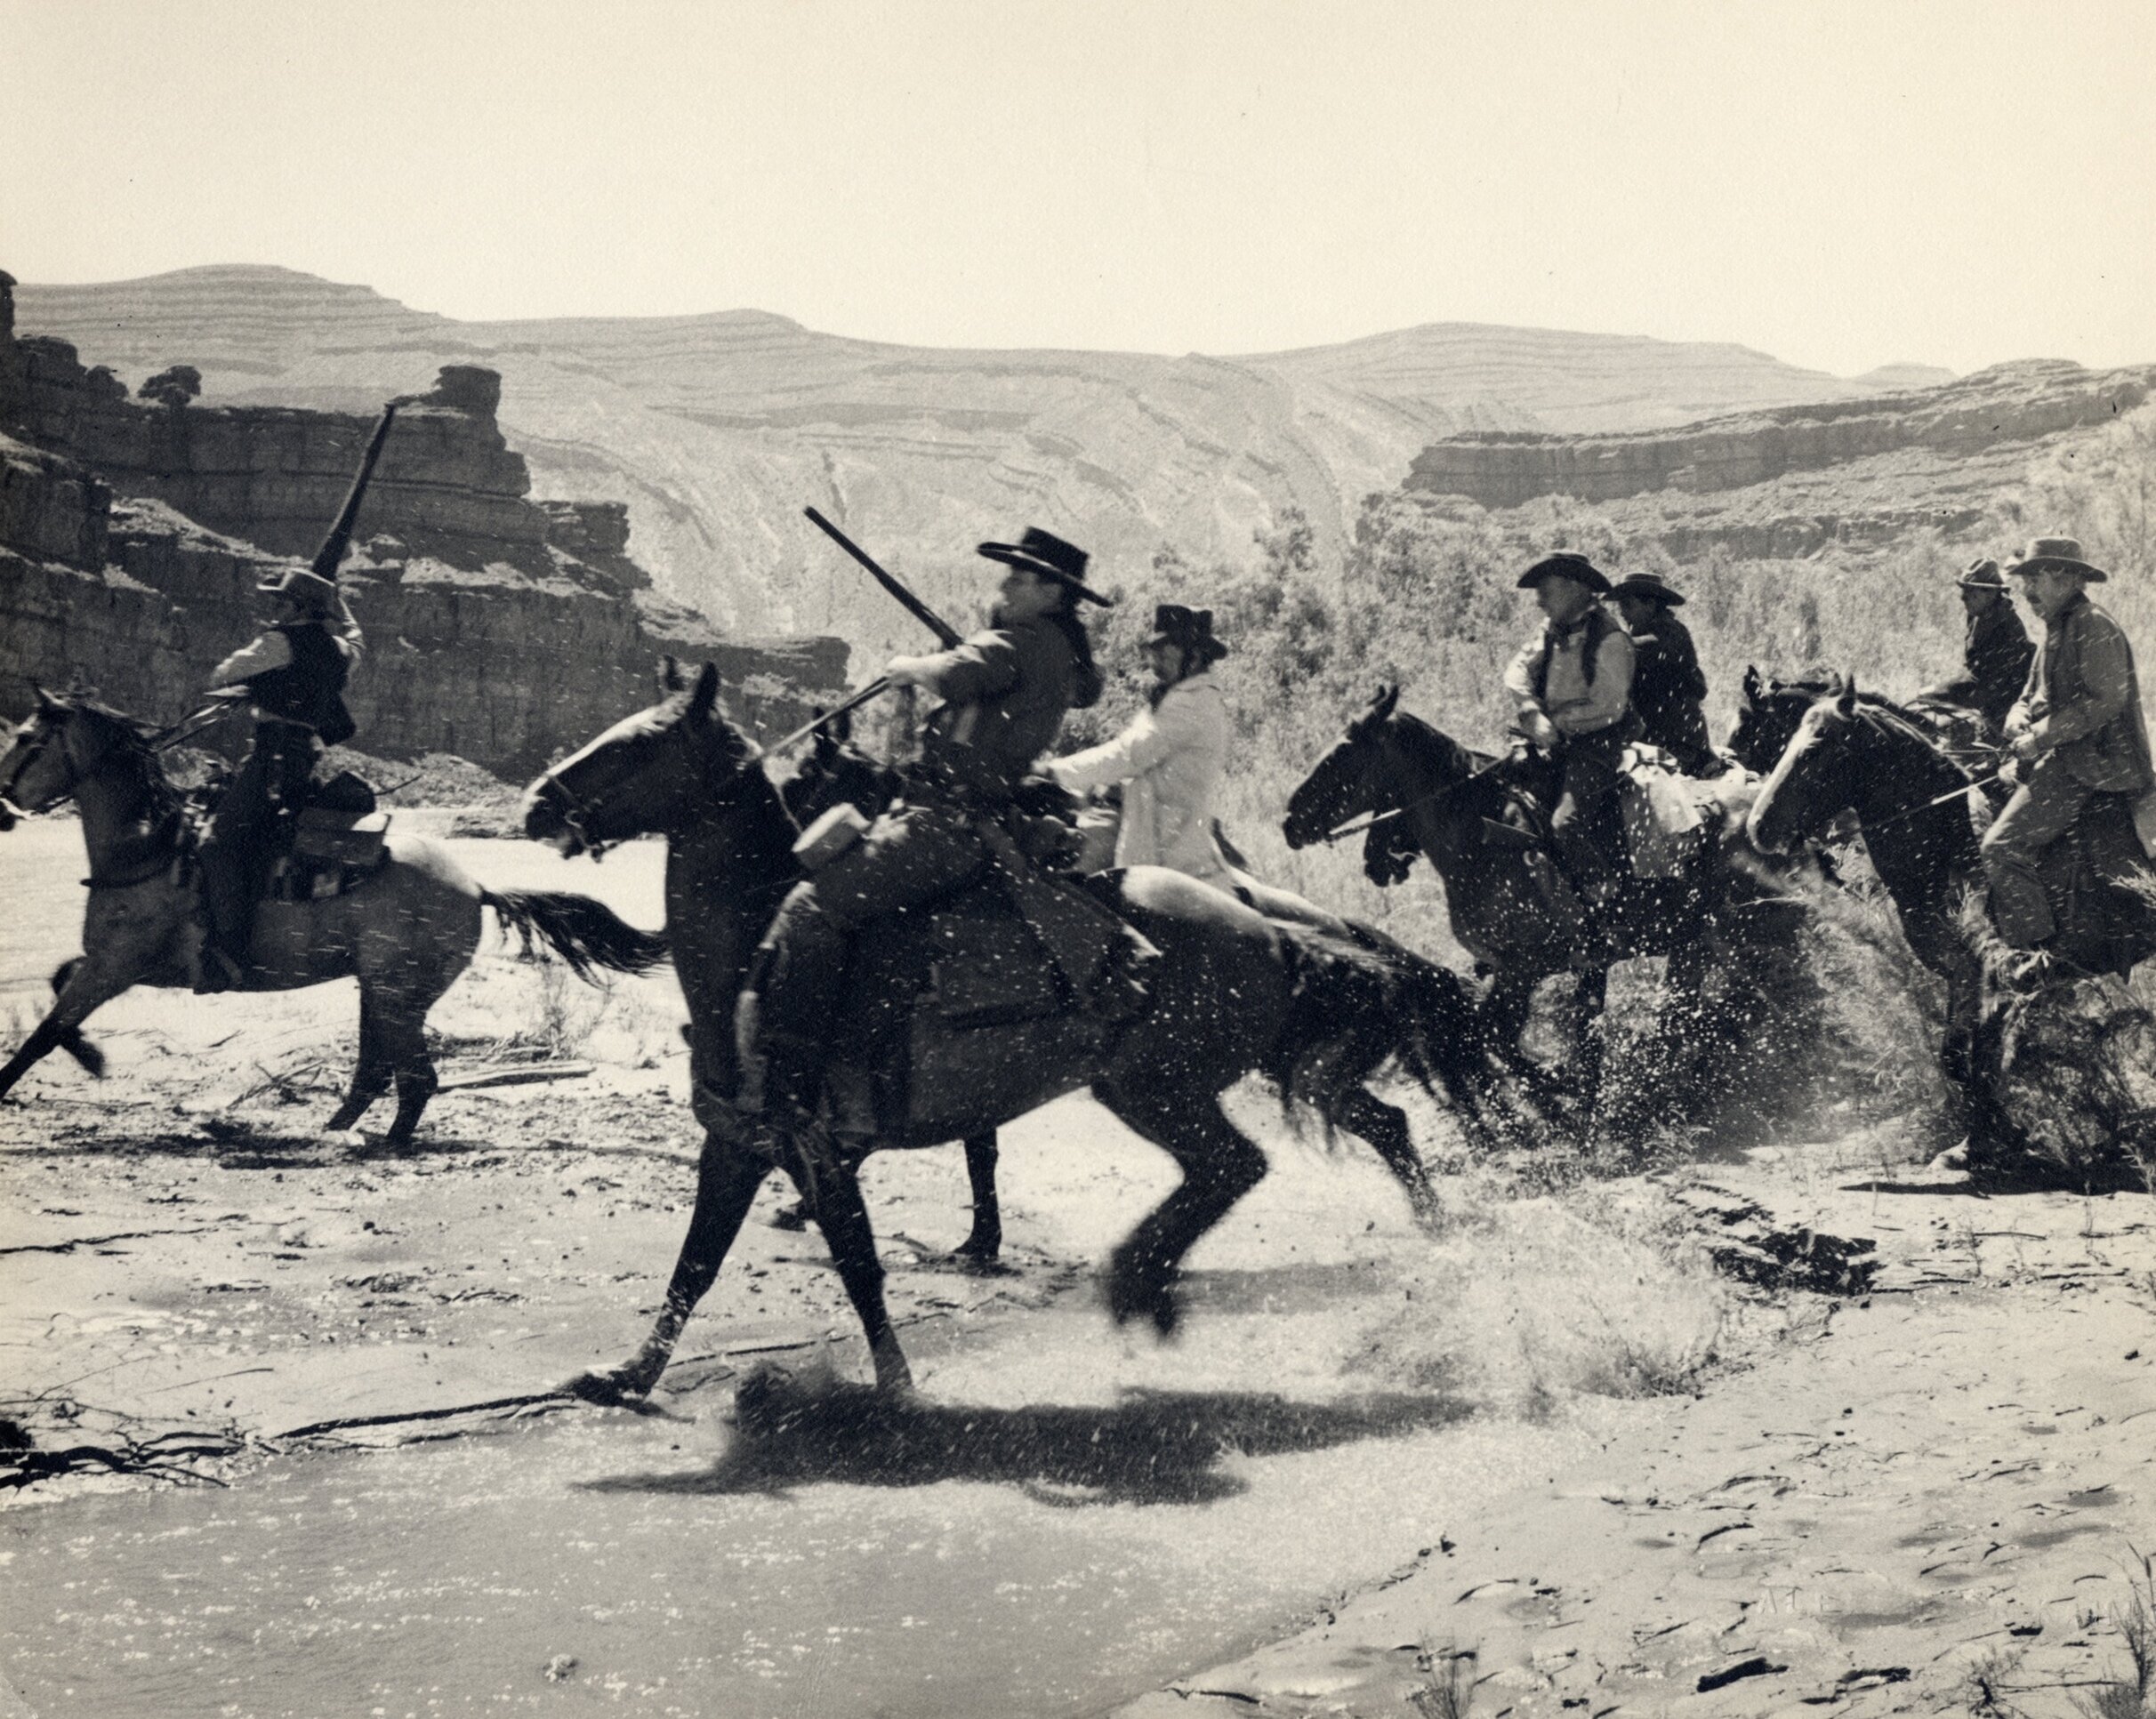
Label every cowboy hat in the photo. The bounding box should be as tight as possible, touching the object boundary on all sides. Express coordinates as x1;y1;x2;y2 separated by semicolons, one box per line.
1955;557;2007;590
254;565;342;606
1146;603;1228;663
1516;552;1613;596
1610;571;1685;607
976;526;1114;606
2007;535;2107;583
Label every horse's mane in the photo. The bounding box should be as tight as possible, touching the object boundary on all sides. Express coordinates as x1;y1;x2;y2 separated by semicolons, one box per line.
1382;707;1488;782
50;693;180;817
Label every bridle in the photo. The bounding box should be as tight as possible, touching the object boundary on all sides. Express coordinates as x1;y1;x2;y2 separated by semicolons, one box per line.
1309;722;1508;845
532;717;760;860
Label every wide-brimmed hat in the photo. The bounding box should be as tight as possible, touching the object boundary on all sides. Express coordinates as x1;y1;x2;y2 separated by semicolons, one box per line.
1516;552;1613;597
254;565;341;606
1146;603;1228;663
1610;571;1685;607
2007;535;2107;583
977;526;1114;606
1956;558;2007;590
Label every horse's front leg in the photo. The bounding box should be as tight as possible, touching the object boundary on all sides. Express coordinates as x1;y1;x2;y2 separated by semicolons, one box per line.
1571;965;1611;1122
565;1130;772;1403
803;1147;913;1394
0;952;136;1099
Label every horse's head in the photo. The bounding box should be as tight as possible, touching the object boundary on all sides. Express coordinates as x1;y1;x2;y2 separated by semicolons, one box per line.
522;658;760;857
1747;673;1866;855
1727;664;1818;775
778;705;899;831
1283;683;1400;850
0;687;143;819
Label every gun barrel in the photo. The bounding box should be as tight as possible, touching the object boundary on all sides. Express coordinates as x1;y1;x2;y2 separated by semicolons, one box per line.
804;506;961;648
310;405;400;581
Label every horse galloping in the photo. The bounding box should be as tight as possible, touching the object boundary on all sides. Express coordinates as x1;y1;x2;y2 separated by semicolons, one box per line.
522;661;1492;1399
0;689;669;1147
1283;684;1813;1125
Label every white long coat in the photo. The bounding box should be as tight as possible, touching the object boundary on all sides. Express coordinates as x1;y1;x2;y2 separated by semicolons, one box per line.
1049;673;1231;883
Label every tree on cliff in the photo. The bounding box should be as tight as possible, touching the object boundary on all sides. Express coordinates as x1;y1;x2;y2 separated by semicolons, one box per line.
138;365;202;410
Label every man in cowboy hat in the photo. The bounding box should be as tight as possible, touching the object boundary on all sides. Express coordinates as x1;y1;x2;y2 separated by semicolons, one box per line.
194;564;365;991
1502;552;1639;908
738;526;1111;1135
1915;557;2035;734
1981;535;2155;979
1611;571;1718;776
1049;603;1233;885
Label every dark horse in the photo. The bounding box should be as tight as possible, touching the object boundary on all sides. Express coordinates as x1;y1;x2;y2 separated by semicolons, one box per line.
1283;685;1809;1119
1743;673;2156;1107
523;662;1491;1398
776;711;1496;1255
0;689;669;1146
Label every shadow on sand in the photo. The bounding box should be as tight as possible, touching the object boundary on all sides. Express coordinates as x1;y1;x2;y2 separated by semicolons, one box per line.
586;1363;1472;1507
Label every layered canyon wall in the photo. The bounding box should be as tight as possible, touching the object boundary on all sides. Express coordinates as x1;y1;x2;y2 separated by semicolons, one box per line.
0;271;845;776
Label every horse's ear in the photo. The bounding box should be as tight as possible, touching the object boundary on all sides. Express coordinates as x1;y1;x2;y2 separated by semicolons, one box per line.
1742;664;1763;703
33;682;60;711
657;655;685;695
1372;683;1399;722
832;704;852;744
688;662;720;717
1834;673;1858;716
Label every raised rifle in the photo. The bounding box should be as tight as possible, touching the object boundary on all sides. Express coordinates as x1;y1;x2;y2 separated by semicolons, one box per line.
312;405;399;583
803;506;961;648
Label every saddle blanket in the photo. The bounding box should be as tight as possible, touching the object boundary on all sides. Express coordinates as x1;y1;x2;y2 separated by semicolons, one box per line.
1618;746;1707;879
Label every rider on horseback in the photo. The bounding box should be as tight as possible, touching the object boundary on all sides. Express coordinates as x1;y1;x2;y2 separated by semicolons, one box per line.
1049;602;1233;886
195;564;362;992
1982;536;2154;984
1611;572;1718;777
1915;557;2035;735
738;526;1112;1144
1503;553;1639;914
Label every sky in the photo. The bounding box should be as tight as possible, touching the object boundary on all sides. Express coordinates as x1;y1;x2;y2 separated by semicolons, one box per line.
4;0;2152;377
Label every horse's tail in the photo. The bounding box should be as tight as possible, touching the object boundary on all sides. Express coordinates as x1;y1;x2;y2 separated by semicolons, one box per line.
1267;924;1488;1124
479;889;669;983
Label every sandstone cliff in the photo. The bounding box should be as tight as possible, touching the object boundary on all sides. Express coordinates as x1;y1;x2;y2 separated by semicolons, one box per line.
1405;359;2155;514
0;274;846;776
13;266;1929;651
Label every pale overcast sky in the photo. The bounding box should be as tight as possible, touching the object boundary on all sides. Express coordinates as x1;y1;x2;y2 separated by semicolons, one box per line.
4;0;2150;376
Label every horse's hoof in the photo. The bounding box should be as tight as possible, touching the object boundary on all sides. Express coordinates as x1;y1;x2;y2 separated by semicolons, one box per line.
766;1203;809;1233
1104;1267;1180;1337
563;1366;650;1407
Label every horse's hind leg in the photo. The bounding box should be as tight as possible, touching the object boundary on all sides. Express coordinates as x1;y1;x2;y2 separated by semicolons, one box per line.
1326;1083;1443;1232
372;984;446;1152
956;1130;1002;1262
325;988;395;1133
567;1132;772;1403
1093;1079;1267;1337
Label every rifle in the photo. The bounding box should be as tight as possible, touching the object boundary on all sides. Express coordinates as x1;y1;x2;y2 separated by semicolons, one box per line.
311;405;399;582
804;506;961;648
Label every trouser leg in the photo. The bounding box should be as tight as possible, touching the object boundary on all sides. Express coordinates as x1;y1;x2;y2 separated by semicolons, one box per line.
1551;731;1626;901
1979;762;2091;947
736;804;989;1117
198;744;278;964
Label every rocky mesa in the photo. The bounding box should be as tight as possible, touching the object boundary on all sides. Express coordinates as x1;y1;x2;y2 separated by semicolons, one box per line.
12;266;1941;650
0;271;846;777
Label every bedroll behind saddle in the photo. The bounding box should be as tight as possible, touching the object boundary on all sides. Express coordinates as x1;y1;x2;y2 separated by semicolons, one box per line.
272;770;390;902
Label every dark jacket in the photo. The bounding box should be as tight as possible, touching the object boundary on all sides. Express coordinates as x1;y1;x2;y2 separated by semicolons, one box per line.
915;617;1084;796
1964;600;2036;730
2012;593;2155;795
212;618;360;745
1627;608;1713;769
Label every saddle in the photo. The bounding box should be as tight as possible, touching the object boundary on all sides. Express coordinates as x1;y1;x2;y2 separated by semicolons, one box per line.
818;855;1159;1145
183;767;392;904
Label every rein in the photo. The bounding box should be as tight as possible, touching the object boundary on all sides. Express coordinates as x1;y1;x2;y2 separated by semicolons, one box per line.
535;722;761;860
1315;749;1508;845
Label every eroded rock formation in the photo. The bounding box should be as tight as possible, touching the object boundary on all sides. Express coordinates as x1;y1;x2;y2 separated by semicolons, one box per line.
0;273;846;775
